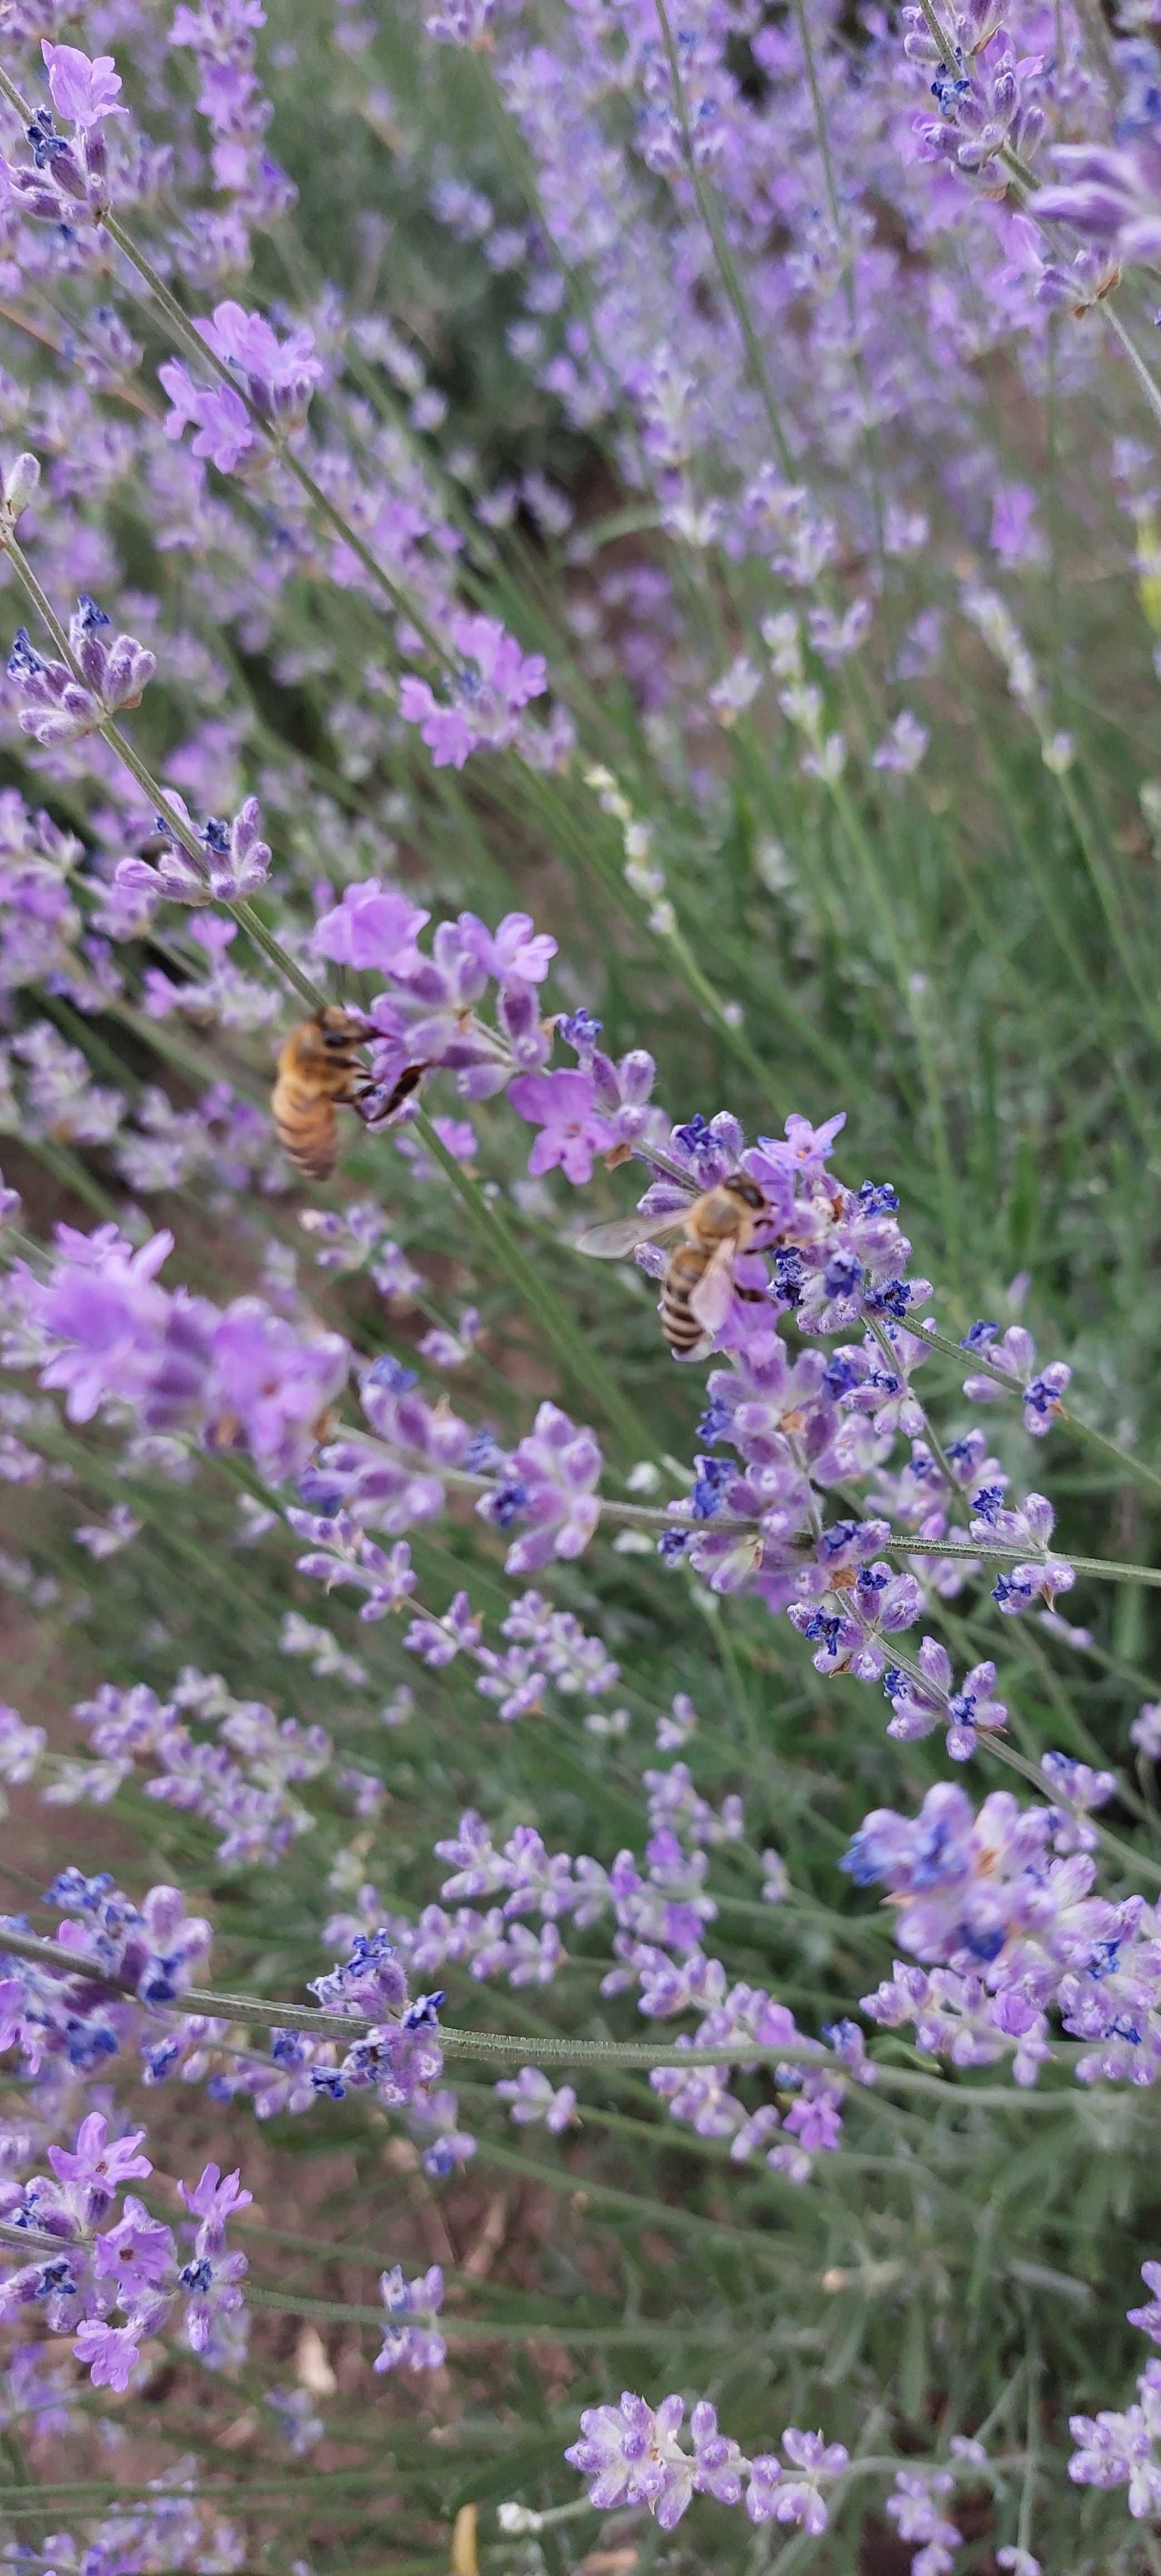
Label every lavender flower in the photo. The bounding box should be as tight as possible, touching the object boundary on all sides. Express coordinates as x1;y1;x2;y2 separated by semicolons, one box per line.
494;2066;578;2130
399;616;547;768
477;1403;603;1572
8;599;155;745
374;2264;446;2372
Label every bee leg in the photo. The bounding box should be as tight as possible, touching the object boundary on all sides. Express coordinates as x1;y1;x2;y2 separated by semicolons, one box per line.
735;1286;769;1304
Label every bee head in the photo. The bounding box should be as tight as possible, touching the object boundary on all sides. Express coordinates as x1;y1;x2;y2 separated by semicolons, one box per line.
315;1004;364;1050
728;1176;765;1212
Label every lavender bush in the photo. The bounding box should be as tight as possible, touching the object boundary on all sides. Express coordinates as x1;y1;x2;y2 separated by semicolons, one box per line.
3;0;1161;2566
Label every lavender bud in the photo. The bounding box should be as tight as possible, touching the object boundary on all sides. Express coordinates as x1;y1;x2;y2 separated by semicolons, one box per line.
3;452;40;518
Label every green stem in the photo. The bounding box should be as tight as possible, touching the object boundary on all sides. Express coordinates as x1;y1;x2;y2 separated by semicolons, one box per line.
918;1320;1161;1505
1101;297;1161;436
867;1315;957;1486
246;2283;748;2345
652;0;793;474
412;1111;660;1463
0;1924;1084;2101
884;1534;1161;1588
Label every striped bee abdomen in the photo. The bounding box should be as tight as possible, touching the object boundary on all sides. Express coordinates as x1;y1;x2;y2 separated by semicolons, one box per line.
272;1078;340;1179
660;1243;711;1353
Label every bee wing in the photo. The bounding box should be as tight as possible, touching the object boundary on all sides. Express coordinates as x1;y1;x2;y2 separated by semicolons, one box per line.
574;1211;687;1260
689;1233;739;1333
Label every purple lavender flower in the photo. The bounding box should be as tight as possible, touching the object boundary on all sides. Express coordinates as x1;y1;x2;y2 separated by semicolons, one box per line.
962;1326;1071;1435
1070;2360;1161;2517
885;2467;962;2574
746;2428;850;2531
41;40;126;126
399;615;547;768
313;880;431;972
495;2066;578;2131
1133;1703;1161;1759
1129;2261;1161;2344
477;1402;603;1572
157;368;254;472
1032;136;1161;271
565;2391;744;2528
72;2318;143;2392
508;1067;618;1183
7;599;155;746
160;301;321;463
374;2264;446;2372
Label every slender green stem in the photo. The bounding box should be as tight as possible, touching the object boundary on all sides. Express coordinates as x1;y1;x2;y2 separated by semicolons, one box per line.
412;1110;661;1463
246;2283;763;2345
884;1534;1161;1588
918;1320;1161;1505
867;1315;957;1486
913;0;958;54
652;0;793;474
1101;298;1161;435
0;1923;1080;2098
347;1433;1161;1585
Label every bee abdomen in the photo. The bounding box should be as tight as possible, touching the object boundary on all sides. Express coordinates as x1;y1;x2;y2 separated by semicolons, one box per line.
660;1248;708;1354
273;1084;338;1180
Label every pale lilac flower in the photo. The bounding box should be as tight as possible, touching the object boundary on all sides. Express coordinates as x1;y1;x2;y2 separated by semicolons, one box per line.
960;1324;1071;1435
565;2392;743;2529
886;2466;962;2574
313;880;430;972
872;711;929;775
746;2428;849;2531
494;2066;577;2131
479;1402;603;1573
158;364;255;472
42;41;126;126
72;2319;142;2392
1032;136;1161;271
1128;2260;1161;2343
374;2265;446;2373
1069;2359;1161;2517
460;911;557;984
399;616;547;768
508;1067;617;1184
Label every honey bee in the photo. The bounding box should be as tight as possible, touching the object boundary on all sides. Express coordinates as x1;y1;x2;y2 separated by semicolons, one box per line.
272;1007;373;1180
577;1173;770;1357
272;1007;427;1182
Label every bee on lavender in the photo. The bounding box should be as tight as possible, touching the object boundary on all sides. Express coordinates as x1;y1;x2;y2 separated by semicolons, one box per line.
271;1007;427;1181
577;1174;770;1358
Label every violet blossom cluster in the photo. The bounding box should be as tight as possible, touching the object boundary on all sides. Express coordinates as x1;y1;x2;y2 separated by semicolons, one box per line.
3;1219;348;1481
7;596;155;747
849;1777;1159;2088
324;1079;1079;1741
0;2110;250;2389
1069;2260;1161;2518
0;0;1156;2555
1;1871;211;2074
565;2392;850;2533
53;1674;334;1866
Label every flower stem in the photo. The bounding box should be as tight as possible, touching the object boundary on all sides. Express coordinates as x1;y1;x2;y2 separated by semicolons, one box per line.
652;0;794;476
917;1319;1161;1505
0;1924;1087;2100
412;1111;662;1463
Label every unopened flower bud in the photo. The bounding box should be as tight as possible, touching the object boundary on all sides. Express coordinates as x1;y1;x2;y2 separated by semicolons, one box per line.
3;452;40;518
496;2503;543;2534
1041;729;1075;776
